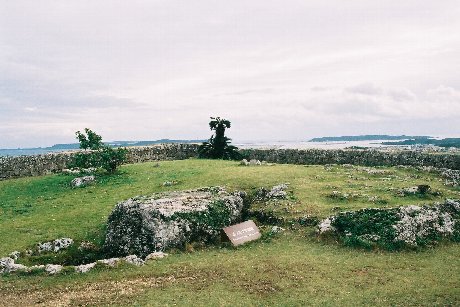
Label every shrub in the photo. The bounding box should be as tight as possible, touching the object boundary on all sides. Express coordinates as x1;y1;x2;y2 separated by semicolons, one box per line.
71;128;127;173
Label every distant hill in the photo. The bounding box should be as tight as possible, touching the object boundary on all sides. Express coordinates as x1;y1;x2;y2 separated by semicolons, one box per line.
309;135;431;142
381;138;460;148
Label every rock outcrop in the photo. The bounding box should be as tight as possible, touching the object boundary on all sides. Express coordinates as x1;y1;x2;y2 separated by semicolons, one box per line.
104;187;246;257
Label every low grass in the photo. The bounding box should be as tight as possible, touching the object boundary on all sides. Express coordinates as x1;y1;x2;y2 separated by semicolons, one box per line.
1;159;460;306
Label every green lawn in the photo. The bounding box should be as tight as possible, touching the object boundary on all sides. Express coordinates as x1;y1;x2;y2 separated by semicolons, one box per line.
1;159;459;306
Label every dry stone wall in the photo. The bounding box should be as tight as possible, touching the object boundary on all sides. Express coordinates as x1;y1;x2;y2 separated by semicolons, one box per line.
0;144;199;180
240;149;460;170
2;145;460;180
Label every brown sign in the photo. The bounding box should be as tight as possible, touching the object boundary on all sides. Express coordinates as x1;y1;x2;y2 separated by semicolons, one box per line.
223;220;261;246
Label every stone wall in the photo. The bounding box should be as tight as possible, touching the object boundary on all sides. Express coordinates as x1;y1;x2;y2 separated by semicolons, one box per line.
2;145;460;181
240;148;460;170
0;144;199;180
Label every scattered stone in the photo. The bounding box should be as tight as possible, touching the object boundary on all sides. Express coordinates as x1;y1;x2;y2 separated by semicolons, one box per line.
29;265;45;272
62;168;97;175
267;184;289;199
124;255;145;266
1;257;28;274
317;217;335;234
256;184;289;201
104;187;245;256
163;181;177;187
441;169;460;186
397;185;431;196
38;238;73;253
37;242;53;253
145;252;168;261
239;159;250;166
97;258;121;267
62;168;81;175
25;249;33;256
270;226;285;233
9;251;20;260
53;238;73;252
45;264;63;275
75;262;96;273
249;159;262;166
71;175;95;188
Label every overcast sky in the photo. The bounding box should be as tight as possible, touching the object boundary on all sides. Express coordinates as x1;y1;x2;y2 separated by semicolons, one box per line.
1;0;459;148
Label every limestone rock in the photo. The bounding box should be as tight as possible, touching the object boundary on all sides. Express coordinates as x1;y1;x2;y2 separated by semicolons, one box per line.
256;184;289;200
29;265;45;272
267;184;289;199
239;159;249;166
9;251;20;260
75;262;96;273
270;226;285;233
71;175;95;188
62;168;81;175
145;251;168;261
104;187;245;257
1;257;28;274
62;167;97;175
53;238;73;252
97;258;121;267
38;238;73;253
249;159;261;166
124;255;145;266
45;264;63;275
37;242;53;253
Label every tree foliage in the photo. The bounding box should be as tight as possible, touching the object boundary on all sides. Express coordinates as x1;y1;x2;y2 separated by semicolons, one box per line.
75;128;103;150
72;128;127;173
198;117;240;160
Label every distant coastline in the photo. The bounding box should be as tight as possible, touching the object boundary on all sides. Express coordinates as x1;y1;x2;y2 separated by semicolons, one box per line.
381;138;460;148
308;135;431;142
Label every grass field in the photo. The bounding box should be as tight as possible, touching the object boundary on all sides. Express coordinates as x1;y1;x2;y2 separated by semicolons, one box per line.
1;159;460;306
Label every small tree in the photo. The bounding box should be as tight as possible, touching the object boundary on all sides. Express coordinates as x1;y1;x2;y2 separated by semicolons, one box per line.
75;128;103;150
72;128;127;173
198;117;240;160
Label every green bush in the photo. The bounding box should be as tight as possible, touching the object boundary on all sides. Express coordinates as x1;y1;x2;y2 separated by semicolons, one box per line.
71;128;127;173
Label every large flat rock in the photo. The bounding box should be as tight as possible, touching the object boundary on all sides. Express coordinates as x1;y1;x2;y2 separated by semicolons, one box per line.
104;187;245;257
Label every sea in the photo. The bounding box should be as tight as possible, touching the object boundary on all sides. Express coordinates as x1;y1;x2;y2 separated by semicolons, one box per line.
235;140;403;150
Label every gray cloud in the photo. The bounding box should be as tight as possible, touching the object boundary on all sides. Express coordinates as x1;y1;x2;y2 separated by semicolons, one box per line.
0;0;459;147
